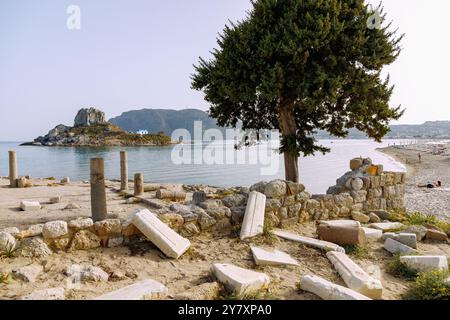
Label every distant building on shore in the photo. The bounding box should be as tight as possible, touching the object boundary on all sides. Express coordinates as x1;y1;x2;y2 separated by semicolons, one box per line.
136;129;149;135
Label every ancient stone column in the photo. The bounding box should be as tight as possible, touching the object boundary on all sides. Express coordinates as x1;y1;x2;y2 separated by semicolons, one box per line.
8;150;17;188
134;173;144;196
90;158;107;222
120;151;128;191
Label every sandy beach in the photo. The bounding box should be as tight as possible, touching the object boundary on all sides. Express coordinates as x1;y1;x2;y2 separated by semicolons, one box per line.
380;143;450;222
1;176;449;300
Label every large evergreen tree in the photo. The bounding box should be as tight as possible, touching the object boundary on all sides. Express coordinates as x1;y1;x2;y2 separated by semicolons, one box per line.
192;0;404;182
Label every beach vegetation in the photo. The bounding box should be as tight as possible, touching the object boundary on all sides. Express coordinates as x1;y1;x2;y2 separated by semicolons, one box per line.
404;270;450;300
403;212;450;236
343;244;371;260
386;254;419;280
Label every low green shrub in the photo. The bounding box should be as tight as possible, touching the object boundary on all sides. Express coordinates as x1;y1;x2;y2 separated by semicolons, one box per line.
404;270;450;300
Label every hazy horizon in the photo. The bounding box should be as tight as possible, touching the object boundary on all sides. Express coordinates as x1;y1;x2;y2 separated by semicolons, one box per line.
1;0;450;141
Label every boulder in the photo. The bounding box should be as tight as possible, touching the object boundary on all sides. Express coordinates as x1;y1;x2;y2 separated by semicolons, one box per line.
107;236;124;248
16;224;44;239
42;221;68;239
68;218;94;231
222;194;247;208
370;210;390;220
0;227;19;236
351;178;364;191
286;181;305;195
299;275;371;300
94;219;122;237
94;279;168;300
383;238;418;255
12;265;44;282
192;191;207;205
326;251;383;299
368;212;381;223
382;233;417;249
49;196;62;204
159;213;184;231
68;230;101;251
17;237;52;258
74;107;106;126
197;212;217;230
403;225;428;241
399;256;449;273
64;203;80;210
20;201;41;211
425;229;448;241
206;207;231;219
52;238;70;251
21;287;65;300
351;211;370;223
198;200;222;210
251;246;299;266
350;158;364;170
211;263;270;295
230;206;246;224
317;225;366;246
264;180;287;198
174;282;221;300
249;181;267;194
16;177;29;188
180;222;200;237
66;264;109;282
0;232;16;252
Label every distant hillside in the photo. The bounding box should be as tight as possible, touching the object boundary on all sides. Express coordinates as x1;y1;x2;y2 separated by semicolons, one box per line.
315;121;450;139
109;109;225;138
110;108;450;139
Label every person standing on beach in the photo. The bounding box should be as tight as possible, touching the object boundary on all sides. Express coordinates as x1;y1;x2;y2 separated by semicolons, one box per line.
418;152;422;163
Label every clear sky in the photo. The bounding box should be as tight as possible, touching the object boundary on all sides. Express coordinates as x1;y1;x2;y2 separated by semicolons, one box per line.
1;0;449;141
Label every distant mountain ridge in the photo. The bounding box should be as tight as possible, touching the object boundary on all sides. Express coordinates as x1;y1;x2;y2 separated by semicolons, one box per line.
109;108;450;139
109;108;225;138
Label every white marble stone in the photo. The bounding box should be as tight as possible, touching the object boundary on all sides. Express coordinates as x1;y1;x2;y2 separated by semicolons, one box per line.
383;238;418;255
382;232;417;248
272;229;345;253
212;263;270;295
251;246;299;266
326;251;383;299
94;279;168;300
131;209;190;259
319;220;361;228
240;191;266;240
368;222;404;232
361;227;383;240
400;256;449;273
20;201;41;211
21;287;65;300
299;275;371;300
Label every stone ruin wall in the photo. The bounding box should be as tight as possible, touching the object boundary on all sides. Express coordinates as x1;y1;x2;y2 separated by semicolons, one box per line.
1;157;406;257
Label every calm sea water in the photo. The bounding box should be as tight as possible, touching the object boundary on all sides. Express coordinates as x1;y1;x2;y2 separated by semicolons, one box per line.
0;140;409;194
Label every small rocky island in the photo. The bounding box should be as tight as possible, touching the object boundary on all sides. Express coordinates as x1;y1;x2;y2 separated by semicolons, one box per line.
22;108;173;147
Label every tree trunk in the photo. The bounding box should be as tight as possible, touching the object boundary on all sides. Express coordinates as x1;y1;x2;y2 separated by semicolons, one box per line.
279;103;299;182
